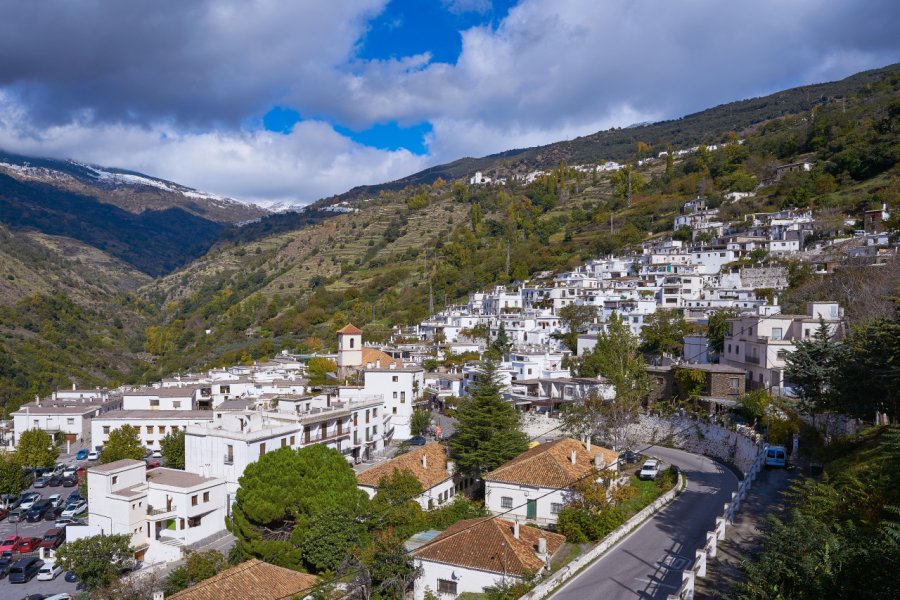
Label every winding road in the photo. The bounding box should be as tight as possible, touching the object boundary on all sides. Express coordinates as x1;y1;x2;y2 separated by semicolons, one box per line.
549;446;739;600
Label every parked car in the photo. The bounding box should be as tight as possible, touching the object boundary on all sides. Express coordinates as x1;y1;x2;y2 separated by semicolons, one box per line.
145;459;161;470
60;500;87;519
151;449;162;458
619;449;640;464
37;561;63;581
0;507;8;522
19;494;41;510
32;476;49;489
52;463;66;475
46;594;75;600
87;451;100;461
26;500;51;522
639;459;661;481
13;537;41;553
67;491;83;503
46;475;62;487
8;557;43;583
765;445;787;468
0;536;22;553
62;466;77;479
75;449;89;461
61;476;78;488
39;528;65;550
47;494;63;509
55;517;86;529
7;509;25;523
0;555;10;578
44;506;65;522
1;493;22;510
406;435;427;446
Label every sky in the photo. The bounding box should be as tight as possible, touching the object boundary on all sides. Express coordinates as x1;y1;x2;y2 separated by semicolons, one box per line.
0;0;897;207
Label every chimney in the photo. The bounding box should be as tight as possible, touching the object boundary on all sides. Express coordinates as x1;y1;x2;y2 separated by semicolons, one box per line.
537;537;547;555
446;460;455;475
421;453;427;469
513;520;520;539
570;450;577;465
376;360;381;369
72;383;76;391
594;453;605;470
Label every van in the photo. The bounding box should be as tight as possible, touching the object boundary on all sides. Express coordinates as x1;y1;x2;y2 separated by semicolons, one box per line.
9;557;44;583
765;445;787;468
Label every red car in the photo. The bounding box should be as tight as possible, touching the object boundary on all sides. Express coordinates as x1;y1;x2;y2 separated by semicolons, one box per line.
145;460;161;470
13;536;41;553
0;535;20;553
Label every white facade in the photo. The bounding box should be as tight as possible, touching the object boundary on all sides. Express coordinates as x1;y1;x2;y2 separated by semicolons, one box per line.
484;480;569;526
414;558;511;600
361;367;424;440
91;410;214;451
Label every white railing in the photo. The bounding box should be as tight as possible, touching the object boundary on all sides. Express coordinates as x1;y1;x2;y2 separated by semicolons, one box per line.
667;443;769;600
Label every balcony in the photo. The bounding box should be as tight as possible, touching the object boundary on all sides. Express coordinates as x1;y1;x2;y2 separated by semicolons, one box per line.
147;505;178;519
745;355;761;365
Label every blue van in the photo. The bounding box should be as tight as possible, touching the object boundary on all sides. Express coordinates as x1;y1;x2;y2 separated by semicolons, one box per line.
765;445;787;468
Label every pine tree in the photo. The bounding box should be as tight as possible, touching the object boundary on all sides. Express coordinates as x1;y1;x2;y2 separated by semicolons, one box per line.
785;318;841;416
450;358;528;476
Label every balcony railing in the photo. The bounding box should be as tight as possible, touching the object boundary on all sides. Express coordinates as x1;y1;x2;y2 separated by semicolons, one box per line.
745;355;761;365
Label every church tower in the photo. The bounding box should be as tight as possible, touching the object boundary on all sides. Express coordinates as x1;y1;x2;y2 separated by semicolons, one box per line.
336;323;363;376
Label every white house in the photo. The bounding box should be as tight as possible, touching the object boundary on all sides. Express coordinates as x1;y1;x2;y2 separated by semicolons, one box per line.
11;387;120;446
412;518;565;600
87;459;226;565
91;410;214;453
356;443;457;510
122;387;198;411
361;365;425;440
484;438;618;526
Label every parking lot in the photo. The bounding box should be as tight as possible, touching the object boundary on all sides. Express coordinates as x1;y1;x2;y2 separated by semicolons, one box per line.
1;460;86;598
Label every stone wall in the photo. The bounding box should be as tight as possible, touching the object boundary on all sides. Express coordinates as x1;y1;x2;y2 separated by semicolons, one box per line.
739;266;788;289
633;415;761;473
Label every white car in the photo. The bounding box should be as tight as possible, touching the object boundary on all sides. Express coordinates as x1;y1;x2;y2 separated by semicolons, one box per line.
19;493;41;510
47;493;63;508
61;500;87;518
639;459;661;480
37;562;63;580
87;450;100;461
44;595;74;600
62;466;77;478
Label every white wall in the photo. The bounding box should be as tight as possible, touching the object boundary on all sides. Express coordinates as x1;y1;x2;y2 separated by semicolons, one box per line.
414;559;516;600
484;480;567;526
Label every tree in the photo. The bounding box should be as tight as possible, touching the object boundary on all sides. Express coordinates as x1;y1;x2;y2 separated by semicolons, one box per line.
370;469;425;538
409;410;431;438
558;304;598;353
738;390;772;424
303;505;369;573
449;358;529;476
164;550;228;595
0;454;27;495
487;322;511;359
569;314;650;450
785;318;841;416
707;309;739;354
307;357;337;385
230;445;369;571
831;315;900;422
362;532;421;600
101;425;146;464
14;428;57;467
640;309;690;357
55;533;133;591
160;429;186;470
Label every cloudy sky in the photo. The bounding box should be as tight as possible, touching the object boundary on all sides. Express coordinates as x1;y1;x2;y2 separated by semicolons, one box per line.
0;0;897;206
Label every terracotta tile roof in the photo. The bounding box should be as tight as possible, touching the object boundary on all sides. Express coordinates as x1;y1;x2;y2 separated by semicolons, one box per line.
167;559;319;600
337;323;363;335
357;443;452;491
360;347;400;368
413;518;565;577
484;438;618;489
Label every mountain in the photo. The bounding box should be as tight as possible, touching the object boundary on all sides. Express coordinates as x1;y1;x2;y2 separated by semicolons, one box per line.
0;151;269;276
323;63;900;204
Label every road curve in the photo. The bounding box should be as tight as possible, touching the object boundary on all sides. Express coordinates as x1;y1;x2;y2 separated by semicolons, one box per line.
549;446;739;600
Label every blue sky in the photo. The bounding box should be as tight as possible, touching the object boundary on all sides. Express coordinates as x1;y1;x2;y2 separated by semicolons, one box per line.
0;0;897;205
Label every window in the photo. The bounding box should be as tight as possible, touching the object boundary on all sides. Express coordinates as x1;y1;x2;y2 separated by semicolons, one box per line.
103;426;110;434
392;375;399;382
727;344;732;354
392;391;398;399
225;445;233;464
501;496;513;509
203;492;209;502
551;503;563;514
728;378;740;391
392;407;397;415
349;338;355;348
220;385;230;394
66;418;74;425
158;426;166;434
771;327;782;341
290;435;295;445
437;579;458;595
191;495;198;506
777;350;787;360
146;426;153;434
401;391;406;403
150;399;160;407
112;476;118;485
259;443;266;457
281;438;287;447
173;401;181;409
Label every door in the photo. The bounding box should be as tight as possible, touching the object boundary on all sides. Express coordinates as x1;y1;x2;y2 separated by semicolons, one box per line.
526;499;537;520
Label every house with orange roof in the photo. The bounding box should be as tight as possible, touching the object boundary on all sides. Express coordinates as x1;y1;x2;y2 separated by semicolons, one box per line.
356;442;459;509
412;517;565;600
166;558;319;600
483;437;618;526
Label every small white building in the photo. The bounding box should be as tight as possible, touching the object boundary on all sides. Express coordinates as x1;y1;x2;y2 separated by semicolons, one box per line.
11;387;119;446
412;517;565;600
484;438;618;526
87;459;226;565
356;443;457;510
362;365;425;440
91;410;215;453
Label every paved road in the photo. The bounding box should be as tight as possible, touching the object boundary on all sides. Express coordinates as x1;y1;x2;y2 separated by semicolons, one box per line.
550;446;739;600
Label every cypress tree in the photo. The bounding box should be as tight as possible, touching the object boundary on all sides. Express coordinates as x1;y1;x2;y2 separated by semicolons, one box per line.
450;358;529;476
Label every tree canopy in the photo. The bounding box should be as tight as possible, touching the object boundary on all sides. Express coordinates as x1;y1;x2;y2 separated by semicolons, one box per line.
785;318;841;415
640;309;691;357
449;358;529;476
55;533;133;591
230;444;369;572
14;428;57;467
164;550;229;596
101;424;146;464
558;304;598;353
0;454;27;495
160;428;186;469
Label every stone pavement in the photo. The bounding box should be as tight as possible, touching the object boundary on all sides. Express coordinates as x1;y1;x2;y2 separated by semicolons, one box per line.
694;464;798;599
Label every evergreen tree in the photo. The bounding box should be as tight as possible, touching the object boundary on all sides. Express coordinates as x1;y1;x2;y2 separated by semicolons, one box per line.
785;318;841;416
832;316;899;421
450;358;528;476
